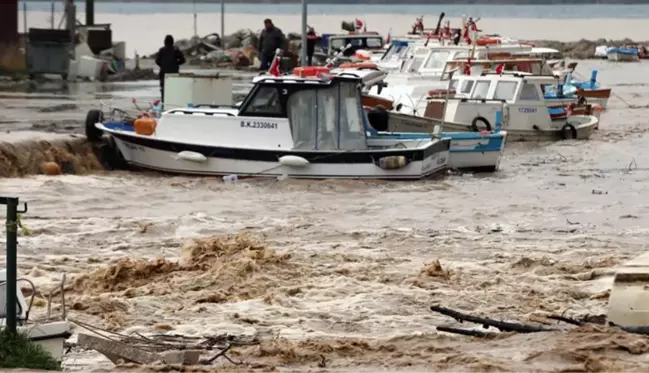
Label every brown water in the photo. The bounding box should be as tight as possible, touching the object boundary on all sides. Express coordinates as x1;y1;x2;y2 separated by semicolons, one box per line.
2;59;649;371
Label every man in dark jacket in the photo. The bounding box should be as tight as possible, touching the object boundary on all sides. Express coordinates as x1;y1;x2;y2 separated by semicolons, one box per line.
306;27;317;66
155;34;186;103
258;19;286;71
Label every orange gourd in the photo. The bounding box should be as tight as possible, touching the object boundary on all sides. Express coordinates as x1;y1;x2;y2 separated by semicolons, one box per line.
134;115;156;136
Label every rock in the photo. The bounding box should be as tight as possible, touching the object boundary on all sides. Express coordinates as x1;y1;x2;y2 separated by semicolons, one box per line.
241;45;258;64
224;49;251;67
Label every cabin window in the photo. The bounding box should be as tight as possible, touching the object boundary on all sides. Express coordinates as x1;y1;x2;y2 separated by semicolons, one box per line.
423;51;450;69
240;86;282;116
454;51;469;60
472;80;491;99
338;82;366;150
401;57;425;73
381;45;405;61
519;82;540;100
366;37;383;48
493;81;518;101
449;79;459;91
286;82;367;151
460;80;474;94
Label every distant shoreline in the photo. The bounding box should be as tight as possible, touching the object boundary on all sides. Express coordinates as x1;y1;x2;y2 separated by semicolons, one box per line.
21;0;649;4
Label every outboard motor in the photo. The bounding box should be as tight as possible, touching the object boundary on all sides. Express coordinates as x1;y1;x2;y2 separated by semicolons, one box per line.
367;105;389;132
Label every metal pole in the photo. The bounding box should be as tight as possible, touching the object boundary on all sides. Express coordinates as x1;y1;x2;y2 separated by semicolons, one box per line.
23;1;27;35
220;0;224;41
86;0;94;26
300;0;307;66
192;0;197;38
51;0;55;28
2;197;19;333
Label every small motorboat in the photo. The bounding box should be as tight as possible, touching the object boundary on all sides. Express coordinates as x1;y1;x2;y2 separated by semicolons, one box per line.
88;68;451;180
607;46;640;62
331;64;507;172
365;110;507;172
399;72;599;141
1;269;72;363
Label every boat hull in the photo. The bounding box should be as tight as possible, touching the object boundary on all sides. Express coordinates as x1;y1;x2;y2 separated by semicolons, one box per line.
440;117;597;141
370;112;507;171
17;320;72;362
607;51;640;62
108;131;450;180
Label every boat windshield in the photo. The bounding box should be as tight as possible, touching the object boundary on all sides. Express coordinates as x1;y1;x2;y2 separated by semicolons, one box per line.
381;44;409;62
287;81;367;151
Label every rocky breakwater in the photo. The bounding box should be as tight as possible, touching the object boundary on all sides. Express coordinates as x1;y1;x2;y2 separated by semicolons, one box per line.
532;38;648;59
147;29;306;69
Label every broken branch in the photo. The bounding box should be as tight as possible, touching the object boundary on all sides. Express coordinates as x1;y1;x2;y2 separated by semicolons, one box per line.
430;304;556;333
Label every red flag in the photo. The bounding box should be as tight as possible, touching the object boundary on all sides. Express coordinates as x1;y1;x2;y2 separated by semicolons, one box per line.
385;30;391;45
268;55;281;76
463;58;472;75
495;63;505;75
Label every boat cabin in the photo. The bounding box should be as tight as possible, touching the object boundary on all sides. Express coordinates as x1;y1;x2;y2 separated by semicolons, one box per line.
324;33;385;57
380;42;534;79
156;70;374;152
429;72;565;132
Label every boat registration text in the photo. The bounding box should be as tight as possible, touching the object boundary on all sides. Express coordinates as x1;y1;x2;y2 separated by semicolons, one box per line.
240;121;278;129
518;108;537;113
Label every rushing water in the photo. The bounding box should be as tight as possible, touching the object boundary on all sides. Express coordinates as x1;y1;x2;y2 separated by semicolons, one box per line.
2;59;649;371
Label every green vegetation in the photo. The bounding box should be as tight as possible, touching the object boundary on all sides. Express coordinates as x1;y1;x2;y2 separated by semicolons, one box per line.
0;329;62;371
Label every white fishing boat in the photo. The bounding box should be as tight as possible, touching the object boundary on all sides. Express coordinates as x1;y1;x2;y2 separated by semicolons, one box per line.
331;63;507;172
395;72;599;141
89;70;451;180
1;269;71;362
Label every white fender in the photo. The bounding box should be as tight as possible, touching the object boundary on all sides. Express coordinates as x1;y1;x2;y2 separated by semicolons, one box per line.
278;155;310;167
176;151;207;163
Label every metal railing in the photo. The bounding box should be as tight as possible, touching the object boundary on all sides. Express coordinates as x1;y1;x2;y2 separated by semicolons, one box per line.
1;196;28;334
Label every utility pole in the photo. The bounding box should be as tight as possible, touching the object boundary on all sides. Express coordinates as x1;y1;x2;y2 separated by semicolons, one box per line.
300;0;307;66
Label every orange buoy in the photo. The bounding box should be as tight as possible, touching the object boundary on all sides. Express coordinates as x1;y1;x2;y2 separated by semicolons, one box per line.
134;114;157;136
41;162;61;176
293;66;331;77
339;62;378;69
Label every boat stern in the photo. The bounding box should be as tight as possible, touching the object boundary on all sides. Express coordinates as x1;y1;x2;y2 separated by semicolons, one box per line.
18;319;72;362
445;130;507;172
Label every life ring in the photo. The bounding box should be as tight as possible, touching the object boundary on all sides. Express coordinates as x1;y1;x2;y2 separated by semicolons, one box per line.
470;116;492;132
561;123;577;140
85;109;104;142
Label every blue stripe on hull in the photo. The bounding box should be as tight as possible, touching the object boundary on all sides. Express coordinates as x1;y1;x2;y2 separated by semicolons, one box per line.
373;131;506;153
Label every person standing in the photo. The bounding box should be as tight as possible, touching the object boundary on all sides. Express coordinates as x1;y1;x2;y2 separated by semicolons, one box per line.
258;18;286;70
155;34;186;103
306;26;317;66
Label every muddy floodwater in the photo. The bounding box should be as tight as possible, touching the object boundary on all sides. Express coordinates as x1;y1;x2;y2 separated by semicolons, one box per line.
2;60;649;371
